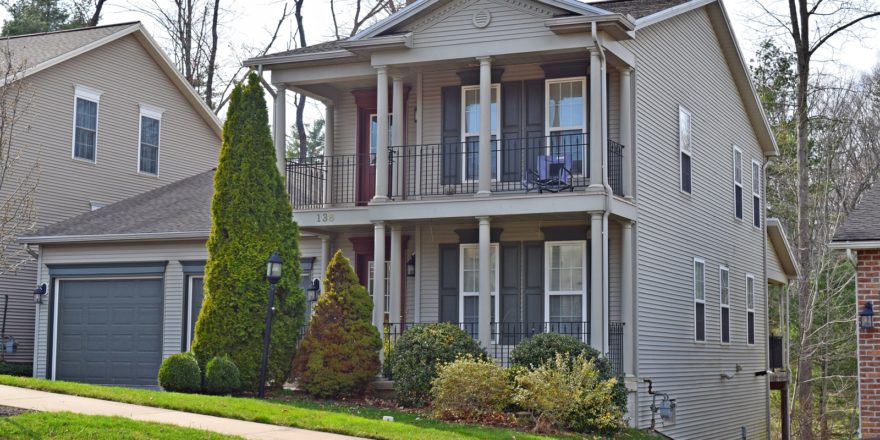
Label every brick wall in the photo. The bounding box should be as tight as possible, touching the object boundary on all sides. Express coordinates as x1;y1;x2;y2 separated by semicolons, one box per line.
859;248;880;440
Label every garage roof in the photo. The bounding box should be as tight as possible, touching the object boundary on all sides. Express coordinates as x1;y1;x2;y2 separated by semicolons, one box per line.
832;180;880;245
20;169;214;244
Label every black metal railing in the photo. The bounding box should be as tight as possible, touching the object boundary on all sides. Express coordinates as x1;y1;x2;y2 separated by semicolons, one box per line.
608;321;624;376
769;335;784;371
607;140;625;197
286;136;626;210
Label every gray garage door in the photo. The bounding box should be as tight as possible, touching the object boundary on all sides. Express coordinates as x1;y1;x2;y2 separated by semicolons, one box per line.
56;278;164;386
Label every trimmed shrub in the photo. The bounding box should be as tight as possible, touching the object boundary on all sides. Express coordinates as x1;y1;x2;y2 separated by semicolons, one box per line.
204;355;241;395
509;333;626;411
158;352;201;393
514;353;625;434
431;355;513;422
191;72;304;392
292;250;381;397
390;323;487;407
0;361;32;377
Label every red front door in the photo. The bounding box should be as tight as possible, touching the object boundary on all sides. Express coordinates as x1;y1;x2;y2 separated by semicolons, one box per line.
353;88;408;205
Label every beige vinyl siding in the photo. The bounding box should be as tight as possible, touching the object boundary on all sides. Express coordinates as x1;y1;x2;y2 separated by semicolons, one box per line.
410;0;560;49
5;33;220;364
766;239;787;285
33;240;209;378
626;7;767;438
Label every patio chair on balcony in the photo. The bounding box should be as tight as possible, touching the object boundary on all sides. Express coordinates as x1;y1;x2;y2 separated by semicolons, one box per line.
522;154;574;193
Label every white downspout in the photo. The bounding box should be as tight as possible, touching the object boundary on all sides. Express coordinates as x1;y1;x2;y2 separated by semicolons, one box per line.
593;22;611;353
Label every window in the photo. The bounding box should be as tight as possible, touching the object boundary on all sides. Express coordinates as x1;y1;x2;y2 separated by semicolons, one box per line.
746;274;755;345
694;258;706;342
139;106;163;175
752;160;762;227
368;260;391;319
720;266;730;343
460;244;499;339
679;106;692;193
369;113;393;164
461;85;500;181
186;276;204;349
734;147;743;219
72;86;101;161
545;241;587;338
546;78;587;175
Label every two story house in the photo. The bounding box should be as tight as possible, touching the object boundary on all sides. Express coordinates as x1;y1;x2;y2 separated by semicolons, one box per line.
1;23;220;371
245;0;796;437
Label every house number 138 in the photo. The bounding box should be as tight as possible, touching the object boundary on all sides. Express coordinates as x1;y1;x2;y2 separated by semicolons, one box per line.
316;213;335;223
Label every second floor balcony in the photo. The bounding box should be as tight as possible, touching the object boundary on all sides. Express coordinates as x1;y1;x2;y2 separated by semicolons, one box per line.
288;133;625;210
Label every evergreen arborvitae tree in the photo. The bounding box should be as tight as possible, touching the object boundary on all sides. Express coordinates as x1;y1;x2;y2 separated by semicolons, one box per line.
192;72;303;392
292;250;381;397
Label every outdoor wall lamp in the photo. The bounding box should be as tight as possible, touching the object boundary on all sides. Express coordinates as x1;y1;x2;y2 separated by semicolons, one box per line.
259;251;283;399
860;301;874;330
33;283;47;304
306;278;321;302
406;254;416;277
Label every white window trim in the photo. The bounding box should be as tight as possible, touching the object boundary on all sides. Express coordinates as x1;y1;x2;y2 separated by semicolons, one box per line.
459;243;500;342
461;84;501;183
186;275;204;349
752;159;762;228
137;105;164;176
693;257;706;343
719;265;730;344
544;240;588;339
679;106;692;194
733;146;743;220
746;273;755;345
544;77;588;177
71;85;102;163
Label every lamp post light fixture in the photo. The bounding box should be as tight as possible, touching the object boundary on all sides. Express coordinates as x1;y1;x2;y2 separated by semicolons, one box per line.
258;251;283;399
306;279;321;302
33;283;47;304
860;301;875;331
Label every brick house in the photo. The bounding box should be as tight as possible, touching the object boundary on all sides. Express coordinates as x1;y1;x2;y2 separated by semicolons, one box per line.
831;182;880;439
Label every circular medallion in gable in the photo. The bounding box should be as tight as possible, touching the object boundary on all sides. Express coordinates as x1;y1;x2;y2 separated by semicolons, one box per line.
473;9;491;28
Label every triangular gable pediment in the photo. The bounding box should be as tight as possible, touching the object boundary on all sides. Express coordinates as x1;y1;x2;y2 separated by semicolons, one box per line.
394;0;566;34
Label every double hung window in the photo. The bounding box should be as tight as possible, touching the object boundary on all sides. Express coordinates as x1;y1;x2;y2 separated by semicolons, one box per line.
546;78;587;175
73;86;101;162
720;266;730;343
694;258;706;342
679;107;692;193
734;147;743;219
368;260;391;320
460;244;498;339
138;106;163;175
461;85;499;181
752;161;762;227
545;241;587;338
747;274;755;345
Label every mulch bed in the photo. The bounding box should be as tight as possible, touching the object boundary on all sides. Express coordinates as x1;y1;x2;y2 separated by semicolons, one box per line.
0;405;30;417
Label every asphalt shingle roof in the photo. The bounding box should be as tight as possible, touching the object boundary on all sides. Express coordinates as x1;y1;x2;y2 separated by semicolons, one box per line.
0;22;139;70
25;170;215;239
833;181;880;242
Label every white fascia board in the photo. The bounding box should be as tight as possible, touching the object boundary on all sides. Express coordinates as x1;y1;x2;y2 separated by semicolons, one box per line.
338;33;413;52
828;241;880;250
19;231;210;244
242;50;357;67
634;0;715;29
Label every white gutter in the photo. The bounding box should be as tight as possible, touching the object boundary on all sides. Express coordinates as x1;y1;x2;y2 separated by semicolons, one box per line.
19;231;210;244
828;240;880;250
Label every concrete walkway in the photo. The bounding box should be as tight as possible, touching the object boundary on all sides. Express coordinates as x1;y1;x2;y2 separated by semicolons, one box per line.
0;385;362;439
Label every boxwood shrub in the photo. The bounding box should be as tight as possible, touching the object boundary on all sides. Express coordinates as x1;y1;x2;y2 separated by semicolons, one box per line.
158;352;201;393
390;323;486;407
509;332;626;411
204;355;241;395
431;355;513;422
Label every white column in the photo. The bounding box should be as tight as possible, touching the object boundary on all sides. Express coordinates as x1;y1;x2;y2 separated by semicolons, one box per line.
415;70;423;198
273;84;287;176
373;221;386;332
390;225;402;323
590;212;604;352
589;50;603;189
392;75;405;199
323;103;335;206
320;235;330;277
476;56;492;197
477;216;492;348
619;68;632;197
414;224;422;322
621;221;634;376
373;66;390;202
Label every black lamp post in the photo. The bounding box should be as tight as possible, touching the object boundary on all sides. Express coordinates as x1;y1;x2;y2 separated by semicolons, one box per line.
860;301;874;331
258;252;283;399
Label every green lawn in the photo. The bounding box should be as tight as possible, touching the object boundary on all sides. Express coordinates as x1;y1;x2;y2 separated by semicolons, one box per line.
0;411;239;439
0;375;658;440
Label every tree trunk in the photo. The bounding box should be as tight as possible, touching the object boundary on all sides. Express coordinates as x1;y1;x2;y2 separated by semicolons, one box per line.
88;0;106;26
204;0;220;109
294;0;308;160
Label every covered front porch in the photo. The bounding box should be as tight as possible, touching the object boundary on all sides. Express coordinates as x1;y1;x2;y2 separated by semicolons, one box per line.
302;213;635;376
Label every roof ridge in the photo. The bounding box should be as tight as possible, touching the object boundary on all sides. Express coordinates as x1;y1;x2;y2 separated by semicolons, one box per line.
0;21;140;41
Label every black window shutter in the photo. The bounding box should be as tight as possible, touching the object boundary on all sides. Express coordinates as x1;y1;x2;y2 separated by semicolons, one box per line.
748;311;755;344
524;242;544;334
501;81;522;182
696;302;705;341
681;153;692;193
499;243;521;344
753;195;761;227
735;185;743;219
524;79;545;175
441;86;461;185
439;244;460;322
722;308;730;343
